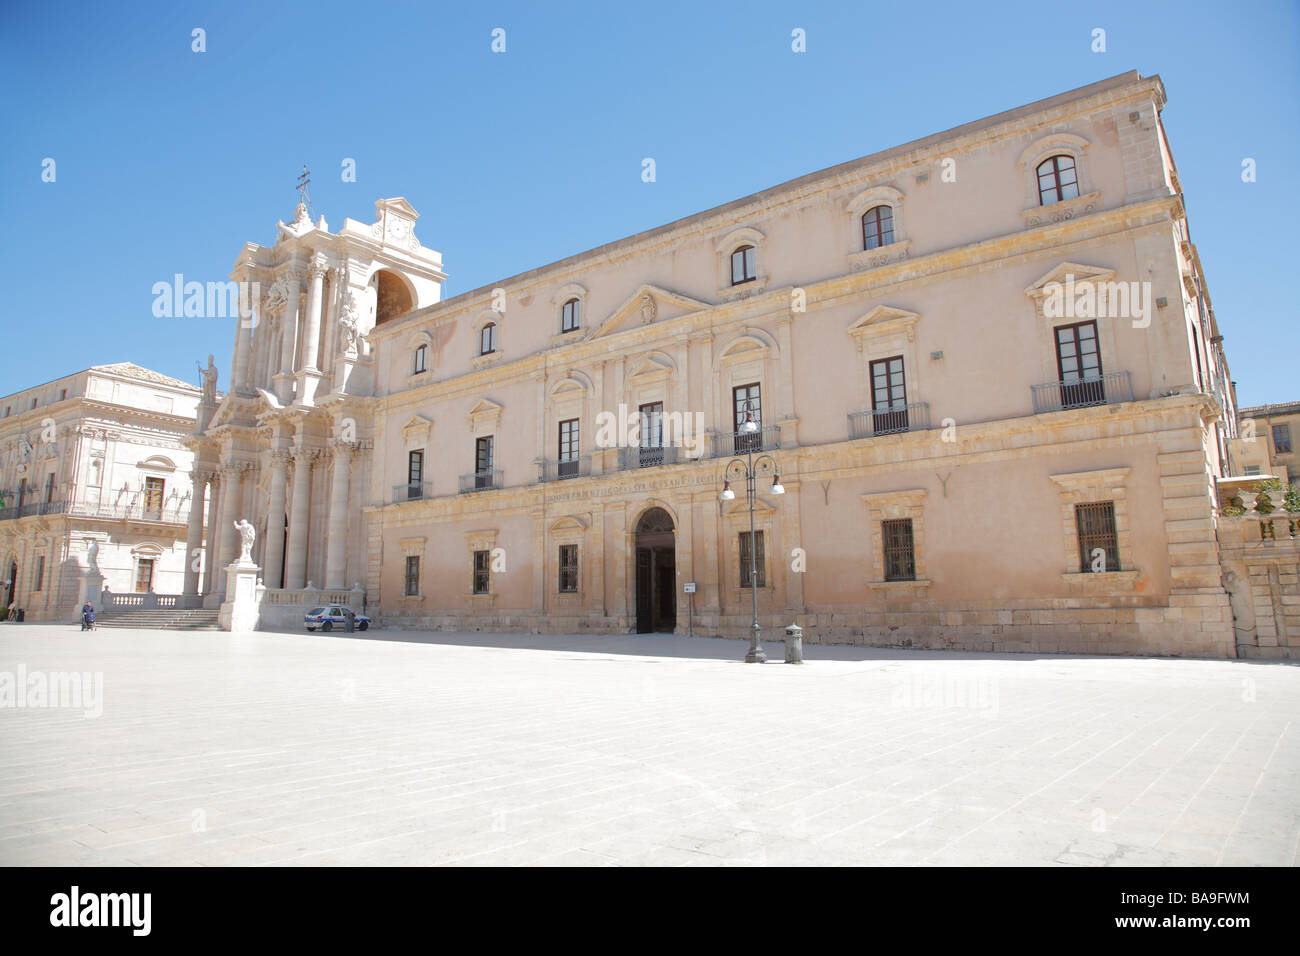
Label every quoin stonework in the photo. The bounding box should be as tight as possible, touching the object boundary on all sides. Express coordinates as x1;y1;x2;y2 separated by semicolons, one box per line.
171;70;1297;658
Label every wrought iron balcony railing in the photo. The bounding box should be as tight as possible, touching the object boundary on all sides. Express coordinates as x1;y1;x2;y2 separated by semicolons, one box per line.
392;481;431;503
68;499;190;523
459;470;502;493
709;426;781;459
617;445;681;470
848;401;931;439
1031;371;1133;414
540;456;591;482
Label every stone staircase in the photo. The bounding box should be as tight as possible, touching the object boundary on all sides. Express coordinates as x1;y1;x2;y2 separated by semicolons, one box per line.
95;607;223;631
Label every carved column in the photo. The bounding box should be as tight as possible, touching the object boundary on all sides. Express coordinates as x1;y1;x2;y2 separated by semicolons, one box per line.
263;451;289;589
324;443;353;589
230;279;255;396
217;465;242;571
284;449;314;590
183;470;207;596
302;254;328;372
279;276;300;376
202;472;221;595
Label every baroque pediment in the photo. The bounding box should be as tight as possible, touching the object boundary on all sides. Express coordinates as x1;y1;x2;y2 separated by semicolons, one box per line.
589;284;711;339
1024;262;1116;298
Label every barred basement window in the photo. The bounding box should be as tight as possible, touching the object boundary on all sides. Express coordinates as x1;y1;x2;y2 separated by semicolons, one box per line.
558;544;579;593
739;530;765;588
882;518;915;581
1075;501;1120;572
404;556;420;596
473;549;491;594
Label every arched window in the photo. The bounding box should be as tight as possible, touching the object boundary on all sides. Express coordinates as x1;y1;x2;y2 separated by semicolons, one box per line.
561;298;580;333
731;245;756;285
413;344;428;374
480;322;498;356
1037;155;1079;205
861;205;895;250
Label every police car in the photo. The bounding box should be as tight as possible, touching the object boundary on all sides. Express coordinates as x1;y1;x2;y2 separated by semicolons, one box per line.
304;605;371;631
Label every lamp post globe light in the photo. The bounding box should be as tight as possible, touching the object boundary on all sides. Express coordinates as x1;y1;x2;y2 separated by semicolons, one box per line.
719;402;783;663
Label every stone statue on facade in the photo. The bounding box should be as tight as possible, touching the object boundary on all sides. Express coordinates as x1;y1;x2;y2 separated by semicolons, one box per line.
86;539;101;574
640;294;657;325
339;295;360;355
265;278;290;315
233;519;256;564
197;355;218;406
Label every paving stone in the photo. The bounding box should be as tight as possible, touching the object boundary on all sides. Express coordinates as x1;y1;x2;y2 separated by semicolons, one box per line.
1;625;1297;866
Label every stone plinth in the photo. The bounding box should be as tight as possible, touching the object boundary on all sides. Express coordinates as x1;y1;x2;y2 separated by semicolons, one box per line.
73;570;104;622
219;559;263;632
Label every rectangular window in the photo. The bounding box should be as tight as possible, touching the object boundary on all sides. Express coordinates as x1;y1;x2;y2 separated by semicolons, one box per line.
558;419;580;478
144;475;165;516
472;549;490;594
134;558;155;593
869;356;909;433
733;382;762;453
882;518;916;581
558;544;579;593
638;402;664;467
34;555;45;591
407;450;423;499
561;299;579;333
1076;501;1120;572
44;472;56;503
1054;321;1104;408
739;530;765;588
475;436;494;489
1273;424;1292;455
1190;322;1204;390
731;246;756;285
1244;465;1262;477
404;556;420;596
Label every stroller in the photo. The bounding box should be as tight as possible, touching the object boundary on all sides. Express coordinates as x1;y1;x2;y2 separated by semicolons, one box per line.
81;604;96;631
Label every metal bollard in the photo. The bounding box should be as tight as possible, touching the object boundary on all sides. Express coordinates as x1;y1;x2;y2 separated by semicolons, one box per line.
784;623;803;664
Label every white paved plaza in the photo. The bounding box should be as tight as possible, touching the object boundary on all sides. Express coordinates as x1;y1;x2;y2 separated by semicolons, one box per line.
0;623;1297;866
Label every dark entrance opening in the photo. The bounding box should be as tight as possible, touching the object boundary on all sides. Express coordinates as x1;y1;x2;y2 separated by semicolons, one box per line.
634;507;676;633
3;561;17;613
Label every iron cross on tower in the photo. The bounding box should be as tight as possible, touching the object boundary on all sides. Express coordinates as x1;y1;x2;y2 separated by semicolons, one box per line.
296;165;312;216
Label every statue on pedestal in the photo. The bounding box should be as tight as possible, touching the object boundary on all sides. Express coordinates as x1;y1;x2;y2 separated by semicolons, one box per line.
197;355;218;406
233;518;256;564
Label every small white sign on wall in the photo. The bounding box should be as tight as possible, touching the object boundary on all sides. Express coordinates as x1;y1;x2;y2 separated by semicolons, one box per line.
683;582;696;594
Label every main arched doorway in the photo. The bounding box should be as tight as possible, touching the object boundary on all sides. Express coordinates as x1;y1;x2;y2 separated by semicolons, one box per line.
634;507;676;634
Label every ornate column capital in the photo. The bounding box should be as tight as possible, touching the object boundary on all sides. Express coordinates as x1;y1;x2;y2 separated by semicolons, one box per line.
307;253;329;279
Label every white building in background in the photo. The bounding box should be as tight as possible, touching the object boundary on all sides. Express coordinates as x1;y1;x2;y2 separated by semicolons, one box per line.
0;363;202;620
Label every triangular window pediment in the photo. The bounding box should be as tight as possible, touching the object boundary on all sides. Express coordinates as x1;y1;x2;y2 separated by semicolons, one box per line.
589;284;711;339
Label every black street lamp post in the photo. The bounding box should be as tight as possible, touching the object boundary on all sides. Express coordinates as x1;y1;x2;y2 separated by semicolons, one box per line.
720;402;784;663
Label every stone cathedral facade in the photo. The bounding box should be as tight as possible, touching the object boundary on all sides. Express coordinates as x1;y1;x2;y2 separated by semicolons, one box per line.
191;71;1272;656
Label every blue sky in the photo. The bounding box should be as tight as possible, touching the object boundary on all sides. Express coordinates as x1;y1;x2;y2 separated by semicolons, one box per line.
1;0;1296;405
